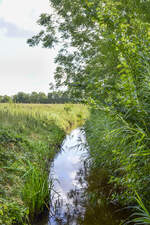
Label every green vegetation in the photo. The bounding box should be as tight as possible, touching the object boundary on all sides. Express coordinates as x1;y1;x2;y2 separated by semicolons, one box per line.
127;192;150;225
0;90;74;104
0;103;88;225
85;109;150;208
28;0;150;221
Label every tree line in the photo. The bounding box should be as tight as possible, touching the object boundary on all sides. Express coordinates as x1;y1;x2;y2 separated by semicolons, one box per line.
0;91;74;104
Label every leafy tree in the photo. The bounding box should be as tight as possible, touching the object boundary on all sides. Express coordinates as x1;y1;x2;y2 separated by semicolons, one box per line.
30;92;39;103
27;0;150;209
1;95;12;103
13;92;30;103
38;92;48;103
0;95;3;103
28;0;150;127
0;92;72;104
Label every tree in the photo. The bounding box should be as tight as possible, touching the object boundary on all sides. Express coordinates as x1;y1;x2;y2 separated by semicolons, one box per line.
30;92;39;103
1;95;12;103
0;96;3;103
28;0;150;127
13;92;30;103
38;92;48;103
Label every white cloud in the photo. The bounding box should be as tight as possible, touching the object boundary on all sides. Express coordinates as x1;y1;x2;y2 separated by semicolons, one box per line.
0;0;51;32
67;155;80;164
69;171;76;180
0;35;57;95
0;0;58;96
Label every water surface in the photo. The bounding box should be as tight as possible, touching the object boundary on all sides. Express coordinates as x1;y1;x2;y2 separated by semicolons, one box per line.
41;128;127;225
49;128;87;225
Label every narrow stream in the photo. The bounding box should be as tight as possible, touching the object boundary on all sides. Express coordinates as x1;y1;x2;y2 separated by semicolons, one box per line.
39;128;127;225
48;128;88;225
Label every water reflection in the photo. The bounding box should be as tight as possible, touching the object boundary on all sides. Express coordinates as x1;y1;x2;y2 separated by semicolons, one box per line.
48;128;126;225
48;128;88;225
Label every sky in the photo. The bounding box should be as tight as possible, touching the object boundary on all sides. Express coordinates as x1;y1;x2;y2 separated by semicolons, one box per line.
0;0;57;96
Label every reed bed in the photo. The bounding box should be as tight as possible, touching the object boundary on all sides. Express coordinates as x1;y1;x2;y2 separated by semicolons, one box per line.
85;109;150;224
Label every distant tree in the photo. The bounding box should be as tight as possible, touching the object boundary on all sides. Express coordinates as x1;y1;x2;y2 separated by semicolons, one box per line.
0;96;3;103
13;92;30;103
38;92;48;103
1;95;12;103
30;92;39;103
47;92;53;103
0;91;73;104
47;91;72;104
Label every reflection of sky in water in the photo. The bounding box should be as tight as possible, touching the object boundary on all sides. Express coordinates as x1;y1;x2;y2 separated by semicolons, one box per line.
49;128;88;225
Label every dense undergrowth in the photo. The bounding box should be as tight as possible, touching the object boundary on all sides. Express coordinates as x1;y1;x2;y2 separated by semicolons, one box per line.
85;108;150;214
0;103;88;225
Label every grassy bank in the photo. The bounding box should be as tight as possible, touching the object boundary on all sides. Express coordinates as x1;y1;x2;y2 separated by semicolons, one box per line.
0;103;88;225
85;109;150;210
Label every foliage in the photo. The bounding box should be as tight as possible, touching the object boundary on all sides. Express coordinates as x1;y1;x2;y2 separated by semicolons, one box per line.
0;95;12;103
85;109;150;209
125;192;150;224
27;0;150;113
0;103;88;224
21;161;49;218
0;91;75;104
28;0;150;221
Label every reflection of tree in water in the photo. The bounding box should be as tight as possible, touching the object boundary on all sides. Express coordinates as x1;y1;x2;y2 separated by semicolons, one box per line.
50;161;127;225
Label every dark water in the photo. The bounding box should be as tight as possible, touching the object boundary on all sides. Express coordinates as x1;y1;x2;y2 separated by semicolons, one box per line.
39;128;127;225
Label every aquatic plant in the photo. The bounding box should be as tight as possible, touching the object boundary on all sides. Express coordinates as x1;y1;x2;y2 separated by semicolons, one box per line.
125;192;150;225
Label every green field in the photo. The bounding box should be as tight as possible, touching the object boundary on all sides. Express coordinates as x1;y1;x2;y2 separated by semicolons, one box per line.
0;103;89;225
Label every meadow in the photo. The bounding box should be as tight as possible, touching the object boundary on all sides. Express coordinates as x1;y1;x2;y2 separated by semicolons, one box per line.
0;103;89;225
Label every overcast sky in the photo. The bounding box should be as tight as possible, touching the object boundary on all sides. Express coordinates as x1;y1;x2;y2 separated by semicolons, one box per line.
0;0;57;96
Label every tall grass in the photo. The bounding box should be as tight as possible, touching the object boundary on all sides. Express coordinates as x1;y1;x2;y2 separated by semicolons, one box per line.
124;192;150;225
85;108;150;210
21;161;49;218
131;193;150;225
0;103;88;132
0;103;88;225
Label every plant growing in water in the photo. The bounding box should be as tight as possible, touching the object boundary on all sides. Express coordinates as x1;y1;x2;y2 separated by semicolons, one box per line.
125;192;150;225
